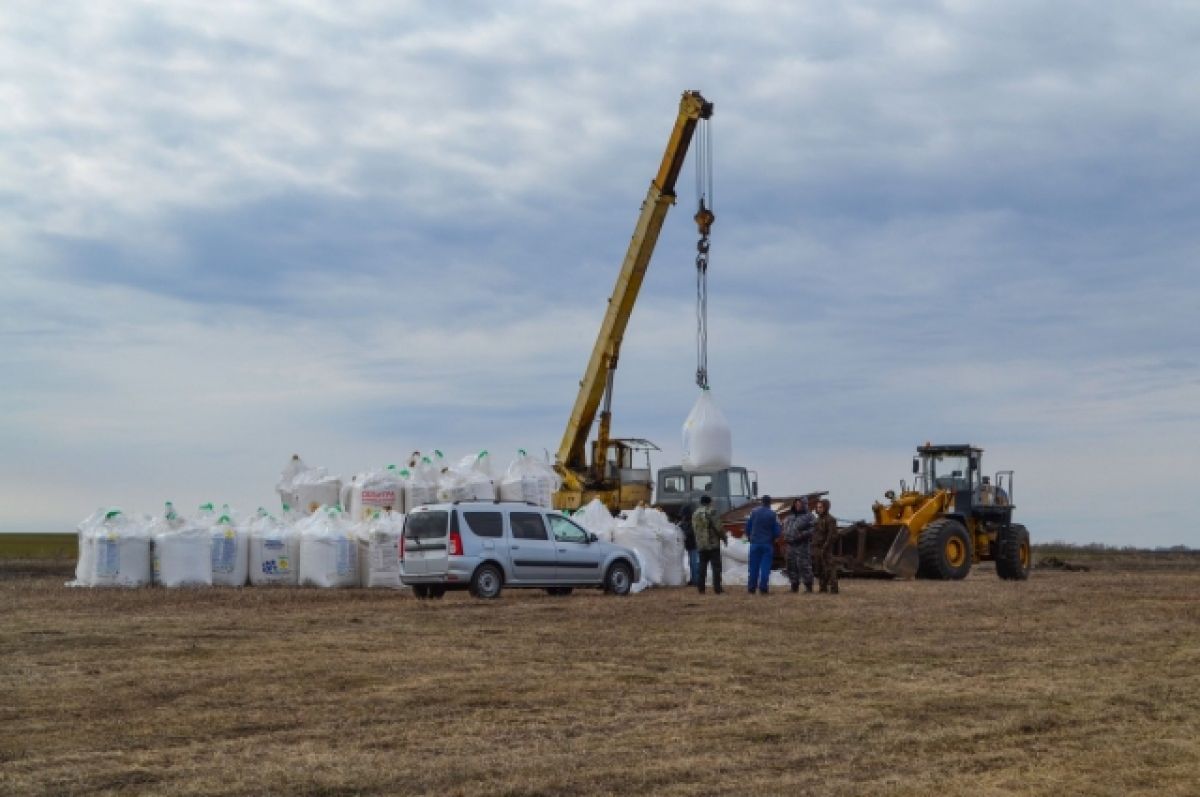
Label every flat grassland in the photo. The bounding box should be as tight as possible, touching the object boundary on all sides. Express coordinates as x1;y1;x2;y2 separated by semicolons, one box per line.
3;557;1198;796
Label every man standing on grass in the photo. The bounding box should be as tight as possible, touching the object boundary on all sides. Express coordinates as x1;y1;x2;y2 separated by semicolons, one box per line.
744;495;781;595
691;495;726;594
813;498;840;594
782;497;815;593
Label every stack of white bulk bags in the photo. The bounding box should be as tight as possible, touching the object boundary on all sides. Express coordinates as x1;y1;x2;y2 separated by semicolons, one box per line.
248;510;299;586
574;498;617;543
499;450;560;507
342;465;405;520
81;509;153;587
354;511;405;589
208;511;249;587
276;454;342;515
614;507;666;588
681;388;733;472
405;457;440;508
299;507;359;588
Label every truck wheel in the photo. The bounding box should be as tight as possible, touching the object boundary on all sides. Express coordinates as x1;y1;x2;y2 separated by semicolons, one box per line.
469;564;503;599
917;519;972;580
604;561;633;596
995;524;1031;581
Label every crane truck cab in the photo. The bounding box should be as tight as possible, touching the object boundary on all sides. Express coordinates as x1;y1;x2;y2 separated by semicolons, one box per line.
654;466;756;522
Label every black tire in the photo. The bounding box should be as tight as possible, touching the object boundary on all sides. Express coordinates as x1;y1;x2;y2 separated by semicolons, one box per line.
429;585;446;599
917;518;973;580
412;584;431;599
469;564;504;599
544;587;574;596
995;523;1032;581
604;561;634;596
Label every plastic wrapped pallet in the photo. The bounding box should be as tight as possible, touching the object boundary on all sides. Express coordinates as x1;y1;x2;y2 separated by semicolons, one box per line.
574;498;617;543
299;507;359;588
208;512;249;587
354;511;405;589
81;509;153;587
499;449;560;507
248;510;300;586
405;457;440;508
342;465;405;520
681;388;733;472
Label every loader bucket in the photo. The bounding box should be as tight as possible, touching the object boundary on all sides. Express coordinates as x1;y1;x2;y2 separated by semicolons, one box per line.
883;527;919;580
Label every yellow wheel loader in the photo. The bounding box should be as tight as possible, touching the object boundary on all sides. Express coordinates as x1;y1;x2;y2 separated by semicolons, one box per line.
833;443;1031;580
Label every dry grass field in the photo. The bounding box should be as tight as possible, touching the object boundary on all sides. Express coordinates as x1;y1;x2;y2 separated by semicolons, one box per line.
3;556;1198;796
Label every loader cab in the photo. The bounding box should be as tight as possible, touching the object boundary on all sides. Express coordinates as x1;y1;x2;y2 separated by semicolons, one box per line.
916;443;1013;522
655;466;756;522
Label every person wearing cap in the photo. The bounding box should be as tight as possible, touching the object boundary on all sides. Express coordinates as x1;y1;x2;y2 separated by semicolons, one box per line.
782;497;815;593
743;495;781;595
813;498;840;594
691;495;726;594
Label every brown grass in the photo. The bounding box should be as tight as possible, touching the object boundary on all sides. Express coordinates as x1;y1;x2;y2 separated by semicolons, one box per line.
2;559;1199;796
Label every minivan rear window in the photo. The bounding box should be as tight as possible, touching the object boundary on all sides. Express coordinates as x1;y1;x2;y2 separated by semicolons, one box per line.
404;511;448;539
463;511;503;538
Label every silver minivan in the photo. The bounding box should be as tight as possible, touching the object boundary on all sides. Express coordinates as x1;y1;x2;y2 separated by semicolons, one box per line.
400;501;640;599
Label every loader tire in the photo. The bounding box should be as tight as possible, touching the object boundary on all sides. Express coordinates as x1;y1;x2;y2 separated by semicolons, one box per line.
995;524;1031;581
917;518;972;580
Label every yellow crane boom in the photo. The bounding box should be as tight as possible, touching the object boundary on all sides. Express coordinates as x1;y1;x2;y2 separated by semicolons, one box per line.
554;90;713;511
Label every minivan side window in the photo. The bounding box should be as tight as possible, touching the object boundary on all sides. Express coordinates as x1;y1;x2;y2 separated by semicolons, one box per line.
548;515;588;544
510;512;548;541
463;511;503;538
405;511;448;539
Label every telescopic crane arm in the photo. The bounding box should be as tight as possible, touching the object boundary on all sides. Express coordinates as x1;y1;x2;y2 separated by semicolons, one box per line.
556;91;714;494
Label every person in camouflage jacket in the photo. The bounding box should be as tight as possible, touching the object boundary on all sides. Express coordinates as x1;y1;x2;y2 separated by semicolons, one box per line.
782;497;815;593
691;495;726;594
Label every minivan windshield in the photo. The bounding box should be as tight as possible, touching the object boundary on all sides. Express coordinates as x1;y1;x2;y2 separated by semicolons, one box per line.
404;511;448;539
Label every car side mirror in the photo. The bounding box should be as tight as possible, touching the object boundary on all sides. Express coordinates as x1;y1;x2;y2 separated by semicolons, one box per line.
588;532;598;543
912;458;920;474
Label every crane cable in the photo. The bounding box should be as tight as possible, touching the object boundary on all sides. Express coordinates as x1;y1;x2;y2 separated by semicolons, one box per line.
693;117;714;390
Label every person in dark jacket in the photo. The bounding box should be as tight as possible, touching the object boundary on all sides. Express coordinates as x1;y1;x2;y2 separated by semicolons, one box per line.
812;498;839;594
679;502;699;586
782;497;815;593
743;495;781;595
691;495;726;594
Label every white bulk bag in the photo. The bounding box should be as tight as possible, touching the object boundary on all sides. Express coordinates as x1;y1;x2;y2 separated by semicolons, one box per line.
681;389;733;472
574;498;617;543
275;454;310;512
70;508;105;586
299;508;359;588
658;520;687;587
405;457;440;508
354;511;405;589
292;468;342;515
342;466;405;520
724;536;751;564
87;509;153;588
155;521;212;588
499;450;561;507
208;513;249;587
248;511;299;586
613;507;666;587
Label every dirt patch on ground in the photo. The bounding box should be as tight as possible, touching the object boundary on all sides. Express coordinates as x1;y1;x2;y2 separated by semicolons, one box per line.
3;562;1199;795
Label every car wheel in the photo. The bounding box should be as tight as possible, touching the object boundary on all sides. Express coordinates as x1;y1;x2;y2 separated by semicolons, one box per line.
469;564;504;599
604;561;633;596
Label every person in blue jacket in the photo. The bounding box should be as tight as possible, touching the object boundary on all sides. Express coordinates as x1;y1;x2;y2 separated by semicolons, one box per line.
743;495;781;595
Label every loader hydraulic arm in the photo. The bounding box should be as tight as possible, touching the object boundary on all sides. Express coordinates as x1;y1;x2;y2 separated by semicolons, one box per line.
556;91;713;485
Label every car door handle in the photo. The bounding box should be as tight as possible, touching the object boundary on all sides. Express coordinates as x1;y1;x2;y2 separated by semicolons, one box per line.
511;545;520;550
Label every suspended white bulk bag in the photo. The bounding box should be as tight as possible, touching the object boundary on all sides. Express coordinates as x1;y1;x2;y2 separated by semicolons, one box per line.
405;457;440;508
209;513;249;587
499;449;561;507
155;521;212;588
573;498;617;543
681;388;733;472
299;508;359;588
248;511;299;586
88;509;153;588
342;466;406;521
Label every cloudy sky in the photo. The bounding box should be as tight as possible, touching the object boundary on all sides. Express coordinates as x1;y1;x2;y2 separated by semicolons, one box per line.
3;1;1198;545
